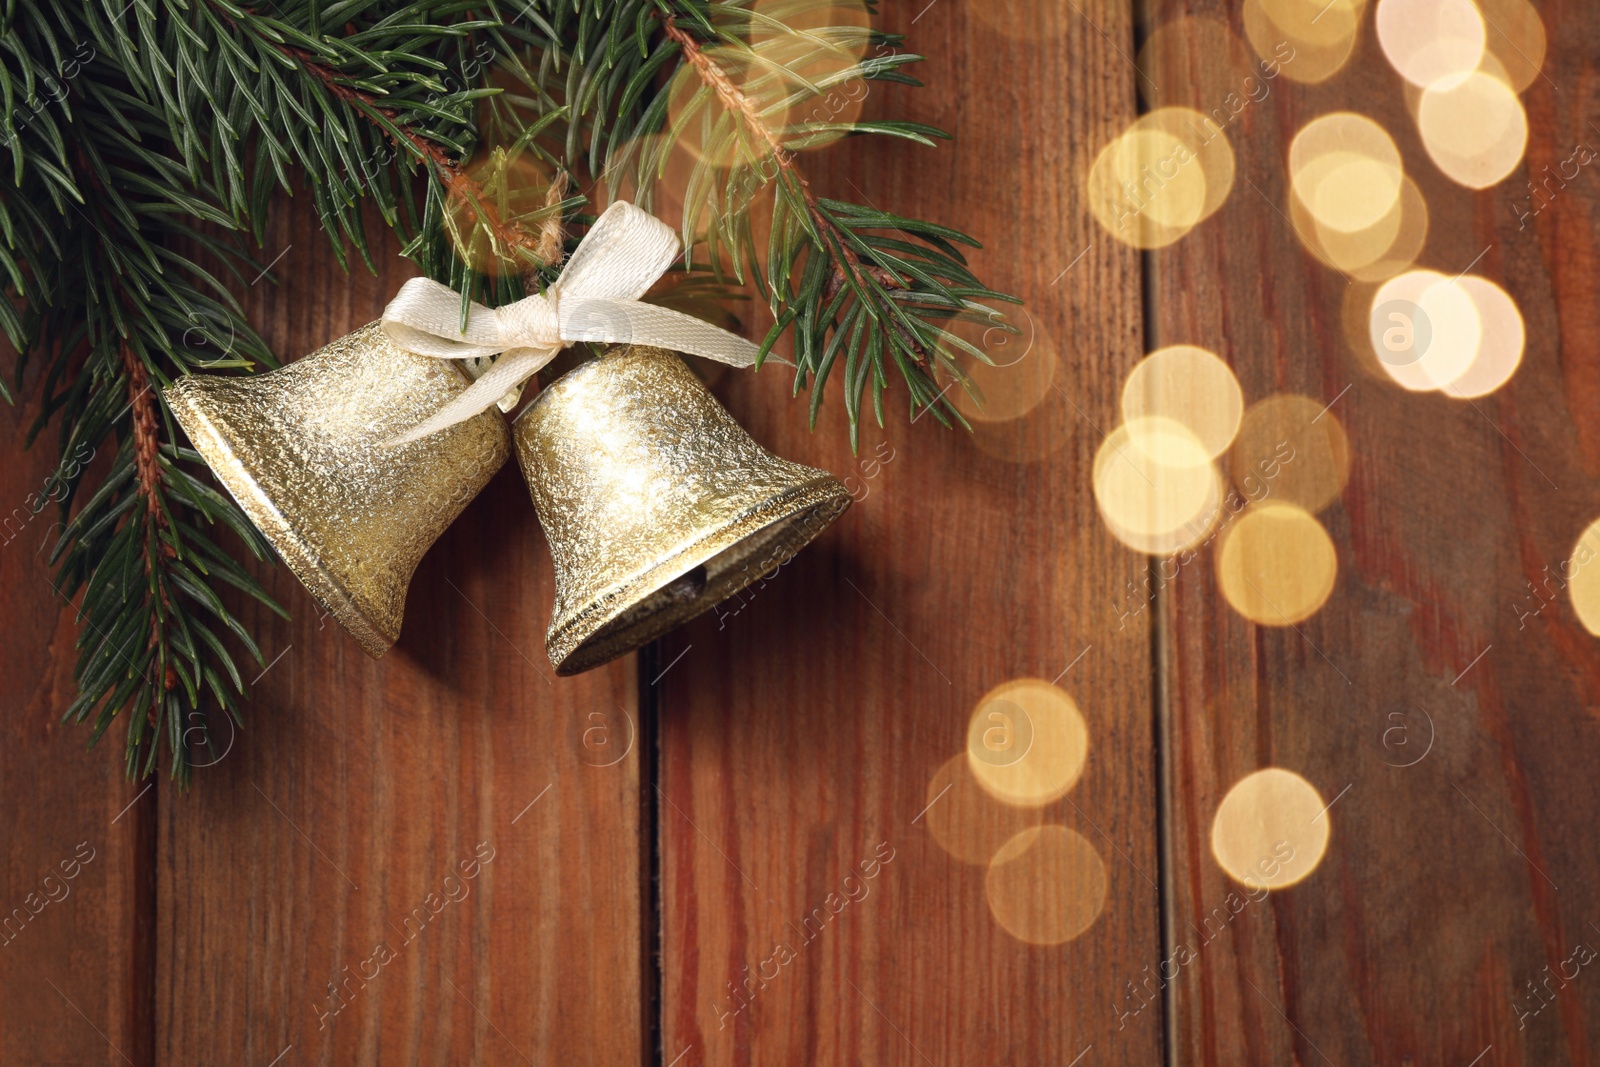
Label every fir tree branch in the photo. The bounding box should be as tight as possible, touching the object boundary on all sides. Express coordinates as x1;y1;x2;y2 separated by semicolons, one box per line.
637;2;1019;443
658;11;920;365
0;0;1018;785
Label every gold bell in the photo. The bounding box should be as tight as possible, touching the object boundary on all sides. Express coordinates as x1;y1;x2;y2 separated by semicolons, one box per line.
165;322;510;657
514;345;851;675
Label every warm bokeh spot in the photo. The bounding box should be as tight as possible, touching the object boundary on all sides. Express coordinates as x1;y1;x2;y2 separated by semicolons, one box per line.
1368;270;1483;392
1440;276;1525;398
744;0;873;150
924;755;1044;866
1291;171;1429;280
1094;417;1223;555
664;45;795;167
1088;109;1234;249
1376;0;1486;88
966;680;1089;808
1418;69;1528;189
1216;503;1338;625
1230;394;1351;513
1211;768;1332;889
946;313;1071;464
442;148;562;278
986;826;1110;944
1289;113;1404;236
1121;345;1244;459
1569;520;1600;637
1243;0;1366;84
949;311;1059;424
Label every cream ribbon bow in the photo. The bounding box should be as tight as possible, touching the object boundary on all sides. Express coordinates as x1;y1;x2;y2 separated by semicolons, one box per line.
381;200;764;444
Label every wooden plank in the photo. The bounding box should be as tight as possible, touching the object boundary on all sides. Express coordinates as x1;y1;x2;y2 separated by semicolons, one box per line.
1142;1;1600;1063
657;4;1165;1064
0;372;154;1066
154;206;645;1065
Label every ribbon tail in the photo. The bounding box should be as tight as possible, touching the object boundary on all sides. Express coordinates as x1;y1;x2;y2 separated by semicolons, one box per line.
385;348;552;446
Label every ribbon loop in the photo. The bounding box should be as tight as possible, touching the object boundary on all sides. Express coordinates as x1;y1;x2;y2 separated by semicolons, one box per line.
380;200;766;445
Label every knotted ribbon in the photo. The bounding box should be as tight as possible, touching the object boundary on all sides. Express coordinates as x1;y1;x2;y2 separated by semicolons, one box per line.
381;200;764;444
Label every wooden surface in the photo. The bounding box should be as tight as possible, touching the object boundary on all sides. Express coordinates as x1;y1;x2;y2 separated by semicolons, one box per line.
147;213;646;1066
1142;1;1600;1065
657;4;1161;1065
3;2;1599;1065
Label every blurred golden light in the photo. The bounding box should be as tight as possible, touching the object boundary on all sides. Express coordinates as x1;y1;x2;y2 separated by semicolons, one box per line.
1143;108;1237;222
1243;0;1365;85
1099;127;1203;232
745;1;872;150
1477;0;1547;92
1094;417;1223;553
1103;468;1224;557
1398;49;1513;122
746;0;871;51
1290;172;1429;280
442;148;561;278
1376;0;1486;88
966;680;1089;808
1569;520;1600;637
1440;277;1524;398
1292;176;1400;275
1350;175;1430;282
1418;70;1528;189
1289;114;1404;234
966;395;1073;465
1211;768;1331;889
1136;16;1253;111
664;46;794;168
946;315;1071;465
1088;109;1233;249
1121;345;1243;459
1230;394;1351;514
1216;503;1338;625
986;826;1109;944
950;312;1059;425
1368;270;1483;391
924;755;1043;866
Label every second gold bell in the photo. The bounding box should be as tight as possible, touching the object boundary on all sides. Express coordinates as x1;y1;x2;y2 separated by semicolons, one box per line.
512;345;851;675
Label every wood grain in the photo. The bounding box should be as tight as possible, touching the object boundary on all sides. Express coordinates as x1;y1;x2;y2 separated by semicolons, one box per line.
150;208;645;1066
0;376;154;1067
656;3;1166;1064
1140;0;1600;1063
10;5;1600;1065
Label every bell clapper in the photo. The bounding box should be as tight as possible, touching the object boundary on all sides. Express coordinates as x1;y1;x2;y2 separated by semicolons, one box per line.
663;565;709;602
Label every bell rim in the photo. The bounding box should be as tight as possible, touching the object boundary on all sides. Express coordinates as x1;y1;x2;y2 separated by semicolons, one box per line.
164;375;398;659
546;472;851;675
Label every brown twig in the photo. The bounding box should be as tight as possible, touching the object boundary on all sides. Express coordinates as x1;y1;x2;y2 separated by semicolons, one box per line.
282;46;547;260
119;343;175;692
120;344;164;527
658;14;929;371
118;344;175;591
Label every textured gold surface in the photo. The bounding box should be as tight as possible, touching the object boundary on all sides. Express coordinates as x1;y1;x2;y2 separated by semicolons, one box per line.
165;323;510;658
514;346;851;675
